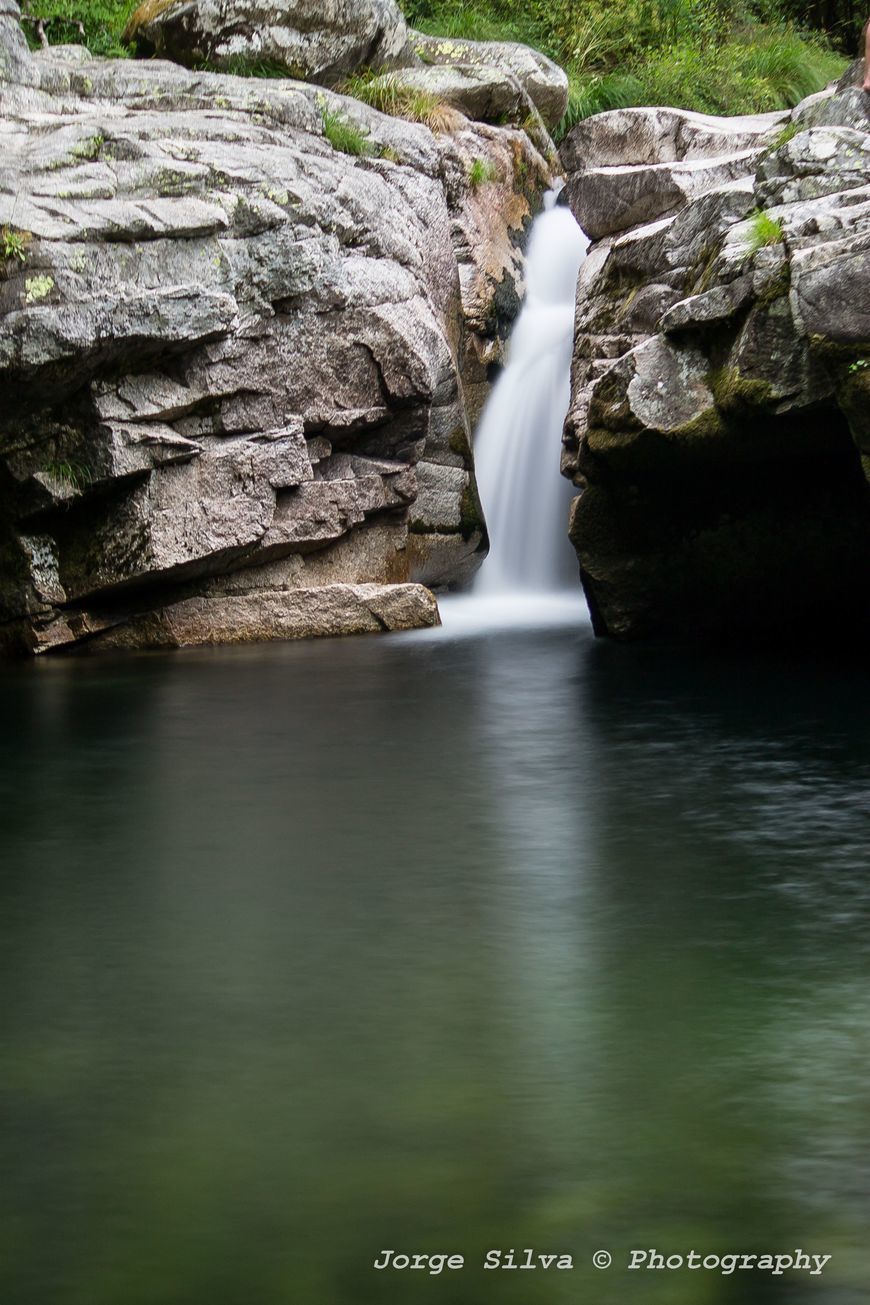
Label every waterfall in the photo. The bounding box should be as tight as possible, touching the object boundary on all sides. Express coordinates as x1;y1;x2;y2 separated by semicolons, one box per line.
473;191;589;596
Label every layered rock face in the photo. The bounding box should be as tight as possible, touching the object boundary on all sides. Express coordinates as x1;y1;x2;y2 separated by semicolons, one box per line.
563;75;870;642
0;1;554;655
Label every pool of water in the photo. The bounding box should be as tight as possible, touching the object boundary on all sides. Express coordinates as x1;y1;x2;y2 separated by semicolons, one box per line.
1;605;869;1304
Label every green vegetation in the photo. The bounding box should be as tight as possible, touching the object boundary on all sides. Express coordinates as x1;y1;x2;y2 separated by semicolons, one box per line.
746;207;786;253
467;157;499;188
71;133;105;161
1;227;29;265
194;55;294;78
24;274;55;303
342;70;458;130
17;0;852;140
319;102;375;157
771;120;800;149
42;460;92;492
20;0;138;57
848;358;870;374
401;0;848;134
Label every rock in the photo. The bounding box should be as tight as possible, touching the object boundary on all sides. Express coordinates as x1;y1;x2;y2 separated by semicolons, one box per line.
84;582;440;649
125;0;414;84
0;2;556;656
356;63;530;129
563;105;786;242
123;0;568;131
562;86;870;644
410;33;568;130
562;105;787;172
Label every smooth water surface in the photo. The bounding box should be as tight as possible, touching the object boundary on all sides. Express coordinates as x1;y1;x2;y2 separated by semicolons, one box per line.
2;615;870;1305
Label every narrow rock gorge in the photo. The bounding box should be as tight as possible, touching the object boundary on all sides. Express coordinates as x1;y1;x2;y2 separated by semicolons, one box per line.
3;0;870;655
562;68;870;643
0;0;563;654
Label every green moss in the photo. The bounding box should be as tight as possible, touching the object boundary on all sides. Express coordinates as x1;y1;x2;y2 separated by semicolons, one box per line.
71;134;105;163
667;408;726;442
755;262;792;307
448;425;472;460
690;244;722;295
769;120;800;150
459;479;484;541
709;366;776;414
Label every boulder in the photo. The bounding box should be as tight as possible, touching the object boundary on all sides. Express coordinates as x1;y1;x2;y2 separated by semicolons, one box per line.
356;63;529;129
125;0;414;84
564;105;786;242
562;88;870;644
411;33;568;129
0;2;556;656
123;0;568;132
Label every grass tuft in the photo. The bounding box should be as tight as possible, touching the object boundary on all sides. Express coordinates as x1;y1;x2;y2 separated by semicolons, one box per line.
771;120;800;149
746;208;786;254
42;460;92;493
319;102;375;156
468;157;499;188
342;70;462;131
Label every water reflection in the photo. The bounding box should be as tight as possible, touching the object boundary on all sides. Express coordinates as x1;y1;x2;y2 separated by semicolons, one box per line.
1;626;869;1304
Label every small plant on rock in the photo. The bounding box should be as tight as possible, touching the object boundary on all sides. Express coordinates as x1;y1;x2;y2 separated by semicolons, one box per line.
319;101;374;157
1;227;28;265
745;208;785;255
42;461;92;494
468;157;500;189
343;71;460;132
771;121;799;150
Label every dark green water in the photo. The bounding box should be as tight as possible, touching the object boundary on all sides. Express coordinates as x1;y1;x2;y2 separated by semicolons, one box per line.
1;607;869;1305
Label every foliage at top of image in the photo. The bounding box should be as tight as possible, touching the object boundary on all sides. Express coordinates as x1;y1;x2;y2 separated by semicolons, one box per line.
401;0;850;135
16;0;855;139
20;0;139;57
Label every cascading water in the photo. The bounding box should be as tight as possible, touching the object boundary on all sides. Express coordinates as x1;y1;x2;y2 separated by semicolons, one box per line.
473;191;589;597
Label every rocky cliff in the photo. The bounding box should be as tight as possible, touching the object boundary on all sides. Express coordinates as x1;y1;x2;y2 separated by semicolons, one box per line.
563;70;870;643
0;0;556;655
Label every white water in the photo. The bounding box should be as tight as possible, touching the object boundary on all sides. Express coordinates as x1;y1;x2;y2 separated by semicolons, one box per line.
472;192;590;598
